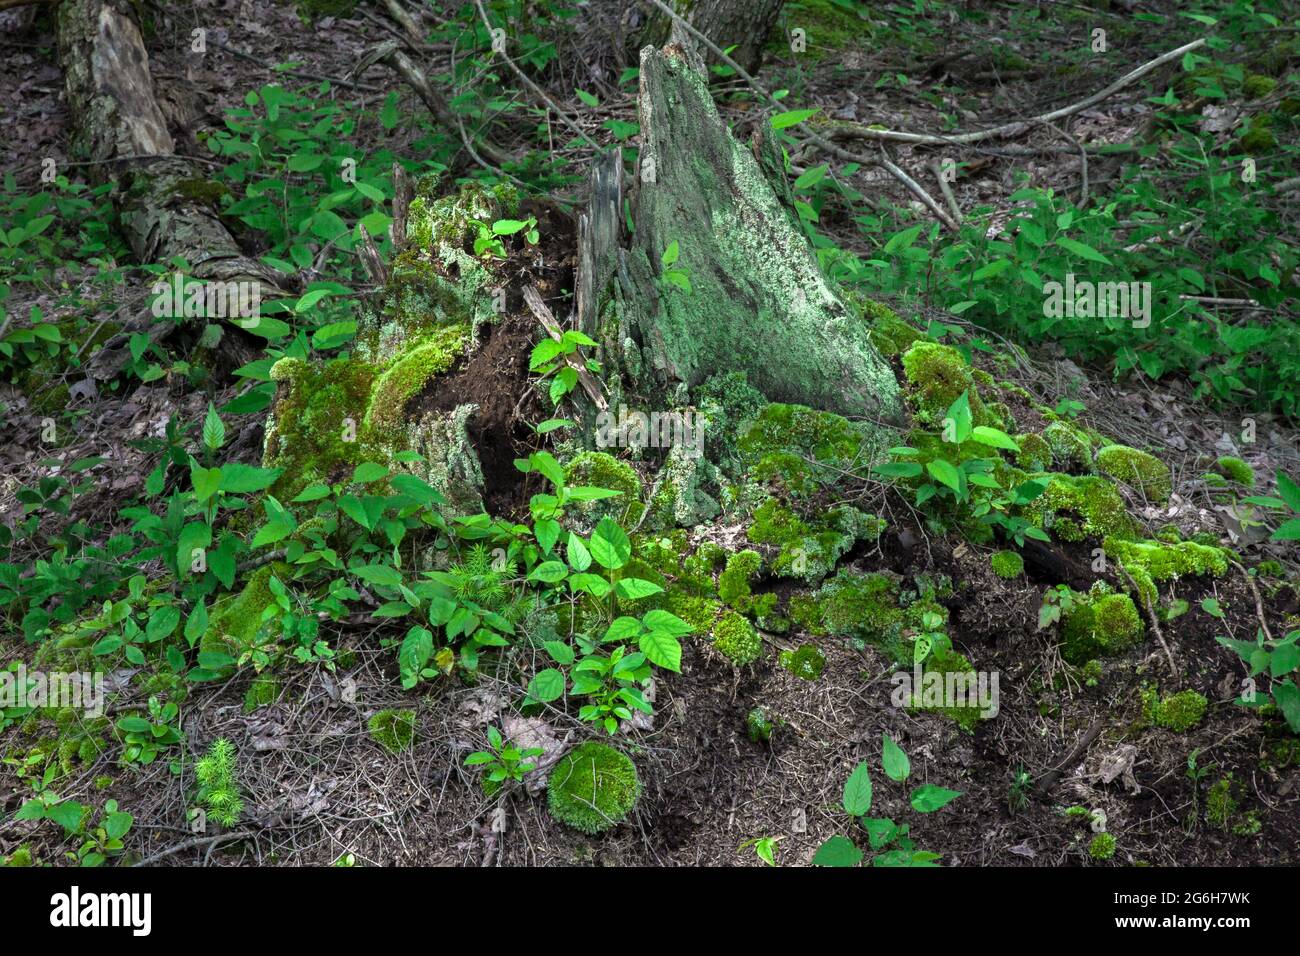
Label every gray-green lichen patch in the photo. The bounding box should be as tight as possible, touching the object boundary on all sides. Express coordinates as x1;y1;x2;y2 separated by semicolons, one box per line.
612;45;904;423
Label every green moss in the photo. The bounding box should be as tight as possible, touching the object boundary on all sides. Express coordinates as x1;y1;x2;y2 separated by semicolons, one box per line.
746;497;884;583
767;0;872;60
296;0;357;20
263;356;376;499
564;451;645;527
243;674;280;713
779;642;826;680
1094;445;1172;502
203;565;280;657
1242;74;1277;99
1013;432;1051;470
712;610;762;665
663;591;723;633
1212;456;1254;487
1042;420;1094;470
901;341;989;426
1206;775;1237;829
363;322;470;437
909;647;983;732
173;177;231;205
546;742;641;834
1088;832;1116;861
860;300;922;356
2;846;33;867
693;371;768;473
1142;686;1208;732
737;402;880;496
368;709;416;754
1025;474;1139;542
1240;119;1277;152
1060;586;1143;664
718;549;761;605
1103;537;1229;606
990;550;1024;579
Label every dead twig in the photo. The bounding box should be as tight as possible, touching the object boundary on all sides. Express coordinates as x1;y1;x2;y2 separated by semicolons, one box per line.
522;285;608;411
1230;559;1274;644
1119;562;1179;676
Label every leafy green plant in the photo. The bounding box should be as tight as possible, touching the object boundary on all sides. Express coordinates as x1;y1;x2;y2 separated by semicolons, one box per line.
873;390;1048;544
13;794;132;866
659;240;692;294
1217;627;1300;732
115;697;182;767
529;330;600;405
813;734;961;867
464;725;544;793
1239;471;1300;542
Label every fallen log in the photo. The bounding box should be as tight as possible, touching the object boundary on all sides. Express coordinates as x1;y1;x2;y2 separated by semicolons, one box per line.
56;0;286;377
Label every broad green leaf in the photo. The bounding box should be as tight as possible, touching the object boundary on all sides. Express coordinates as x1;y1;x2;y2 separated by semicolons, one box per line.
843;761;873;816
910;784;962;812
881;734;910;782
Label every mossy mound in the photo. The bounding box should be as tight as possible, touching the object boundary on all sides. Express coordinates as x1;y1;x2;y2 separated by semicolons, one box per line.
990;550;1024;579
1142;687;1208;732
1042;420;1094;470
906;646;984;733
547;742;641;834
1102;537;1229;605
746;497;884;583
1094;445;1172;502
368;709;416;754
901;341;990;426
1211;456;1254;488
712;610;762;665
564;451;645;527
1024;474;1139;542
1060;586;1143;664
718;549;762;606
737;402;883;496
1089;832;1116;860
202;564;281;658
858;299;922;356
1014;431;1052;470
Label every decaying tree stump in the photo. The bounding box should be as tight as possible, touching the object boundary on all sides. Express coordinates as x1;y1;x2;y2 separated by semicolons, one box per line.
629;0;786;77
584;40;904;424
56;0;285;375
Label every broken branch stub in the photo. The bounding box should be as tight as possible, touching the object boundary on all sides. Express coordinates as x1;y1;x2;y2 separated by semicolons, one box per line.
595;44;904;423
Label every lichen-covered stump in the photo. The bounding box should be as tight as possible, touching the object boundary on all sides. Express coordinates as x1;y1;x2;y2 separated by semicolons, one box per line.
592;42;904;424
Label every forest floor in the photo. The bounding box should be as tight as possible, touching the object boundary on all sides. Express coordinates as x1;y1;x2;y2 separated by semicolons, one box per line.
0;0;1297;867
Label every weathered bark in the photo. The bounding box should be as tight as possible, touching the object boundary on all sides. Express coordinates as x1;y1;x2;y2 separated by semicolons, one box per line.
586;42;903;423
56;0;285;375
631;0;785;76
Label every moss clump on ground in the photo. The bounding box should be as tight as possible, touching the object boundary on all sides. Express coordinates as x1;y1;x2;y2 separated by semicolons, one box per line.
712;610;762;665
1014;431;1051;470
779;642;826;680
1089;832;1116;860
203;564;280;657
1243;73;1277;99
547;742;641;834
1060;586;1143;664
718;549;761;606
368;709;417;753
1206;775;1237;829
746;497;884;583
792;570;947;665
1142;688;1208;732
1212;456;1254;487
737;402;879;496
1094;445;1173;501
858;299;922;356
908;647;984;732
1103;537;1229;605
564;451;645;526
1042;420;1094;470
990;550;1024;579
1025;474;1139;542
900;341;989;426
242;674;280;713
